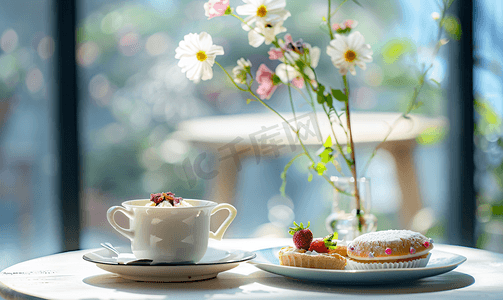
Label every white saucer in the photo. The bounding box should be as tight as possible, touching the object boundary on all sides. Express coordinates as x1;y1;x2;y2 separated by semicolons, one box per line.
83;246;255;282
250;246;466;284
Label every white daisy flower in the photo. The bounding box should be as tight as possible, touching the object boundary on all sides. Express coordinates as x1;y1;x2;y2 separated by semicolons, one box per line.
283;43;320;68
248;20;287;48
175;32;224;83
236;0;291;29
326;31;373;76
275;63;300;84
232;58;252;84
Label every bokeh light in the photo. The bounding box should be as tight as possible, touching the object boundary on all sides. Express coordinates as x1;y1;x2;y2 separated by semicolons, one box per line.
77;42;100;67
101;11;123;34
99;122;127;145
89;73;112;105
159;138;189;164
140;147;163;171
25;68;44;93
1;29;19;53
119;31;141;56
37;36;55;60
145;32;170;56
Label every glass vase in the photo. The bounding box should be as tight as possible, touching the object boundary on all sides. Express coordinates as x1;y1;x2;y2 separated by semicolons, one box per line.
325;177;377;241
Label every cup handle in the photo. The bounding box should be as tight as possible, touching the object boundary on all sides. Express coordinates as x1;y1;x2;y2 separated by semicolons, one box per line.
107;206;135;241
209;203;237;240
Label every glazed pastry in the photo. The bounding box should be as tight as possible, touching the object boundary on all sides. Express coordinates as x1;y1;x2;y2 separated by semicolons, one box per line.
346;230;433;269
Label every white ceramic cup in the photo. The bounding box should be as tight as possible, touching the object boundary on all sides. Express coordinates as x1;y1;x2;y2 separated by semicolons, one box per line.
107;199;237;263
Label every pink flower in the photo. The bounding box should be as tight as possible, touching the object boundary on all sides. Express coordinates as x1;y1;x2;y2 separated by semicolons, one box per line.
256;64;277;99
291;77;304;89
332;20;358;33
268;48;284;60
204;0;229;19
283;34;294;45
343;19;358;29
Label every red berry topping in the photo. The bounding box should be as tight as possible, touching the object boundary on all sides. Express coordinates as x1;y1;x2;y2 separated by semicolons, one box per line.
308;239;328;253
410;247;416;254
288;222;313;250
308;233;338;253
423;241;430;248
150;192;183;206
385;248;392;255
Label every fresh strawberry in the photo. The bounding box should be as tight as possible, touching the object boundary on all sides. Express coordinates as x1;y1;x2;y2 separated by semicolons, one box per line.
308;239;328;253
288;221;313;250
308;232;338;253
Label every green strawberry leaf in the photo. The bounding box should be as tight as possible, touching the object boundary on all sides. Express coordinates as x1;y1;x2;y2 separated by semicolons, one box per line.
288;221;310;235
323;232;339;249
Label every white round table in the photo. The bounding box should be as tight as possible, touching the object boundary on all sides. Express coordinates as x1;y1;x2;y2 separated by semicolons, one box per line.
173;112;447;229
1;238;502;300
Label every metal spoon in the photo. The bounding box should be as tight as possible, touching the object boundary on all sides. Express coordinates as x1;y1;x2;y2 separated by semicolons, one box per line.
100;242;153;265
100;242;120;256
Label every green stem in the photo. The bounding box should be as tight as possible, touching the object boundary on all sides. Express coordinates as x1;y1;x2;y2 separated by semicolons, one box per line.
330;0;349;18
343;75;364;231
286;78;298;131
328;0;334;40
215;61;248;92
321;104;351;170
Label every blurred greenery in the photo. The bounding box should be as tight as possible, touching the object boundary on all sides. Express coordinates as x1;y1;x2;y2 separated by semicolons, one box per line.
474;97;503;251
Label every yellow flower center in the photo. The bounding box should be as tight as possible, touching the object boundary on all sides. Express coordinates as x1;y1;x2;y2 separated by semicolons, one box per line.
257;5;267;18
344;50;357;62
196;50;207;62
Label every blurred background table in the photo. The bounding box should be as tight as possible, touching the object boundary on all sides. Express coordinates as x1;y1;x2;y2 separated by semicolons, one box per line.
174;112;447;229
1;238;502;300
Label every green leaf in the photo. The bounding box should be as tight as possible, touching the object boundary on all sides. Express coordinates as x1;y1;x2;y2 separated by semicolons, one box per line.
272;74;282;85
326;94;333;108
332;89;347;102
246;99;254;104
295;60;306;70
308;173;313;182
441;15;462;41
323;136;333;148
319;148;332;164
315;162;327;176
416;126;446;145
382;39;414;64
317;85;326;104
412;101;424;110
317;92;325;104
323;232;339;249
347;145;352;154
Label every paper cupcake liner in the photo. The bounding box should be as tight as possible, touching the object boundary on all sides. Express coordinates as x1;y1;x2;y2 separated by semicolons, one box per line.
345;252;431;270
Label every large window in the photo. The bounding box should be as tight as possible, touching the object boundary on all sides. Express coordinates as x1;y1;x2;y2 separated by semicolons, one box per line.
3;0;500;272
0;0;59;270
77;0;454;246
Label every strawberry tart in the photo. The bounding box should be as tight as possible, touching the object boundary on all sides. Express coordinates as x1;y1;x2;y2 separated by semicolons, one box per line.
278;222;347;270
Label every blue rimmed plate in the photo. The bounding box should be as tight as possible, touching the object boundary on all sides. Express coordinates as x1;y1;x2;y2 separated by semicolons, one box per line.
249;246;466;284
